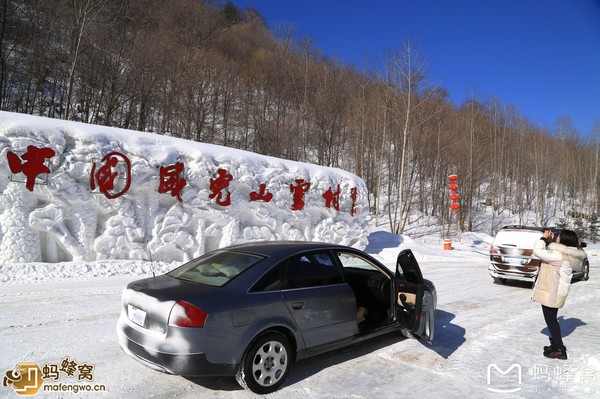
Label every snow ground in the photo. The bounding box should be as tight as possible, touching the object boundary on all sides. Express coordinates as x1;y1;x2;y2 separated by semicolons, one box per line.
1;232;599;399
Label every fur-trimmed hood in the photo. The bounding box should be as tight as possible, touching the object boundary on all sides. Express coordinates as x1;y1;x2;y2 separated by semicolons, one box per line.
547;242;587;266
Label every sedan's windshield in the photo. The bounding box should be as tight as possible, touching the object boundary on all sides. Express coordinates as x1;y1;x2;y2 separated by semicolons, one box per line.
168;250;265;287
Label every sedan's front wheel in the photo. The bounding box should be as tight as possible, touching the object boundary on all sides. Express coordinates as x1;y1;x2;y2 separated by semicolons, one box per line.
236;332;292;394
582;262;590;281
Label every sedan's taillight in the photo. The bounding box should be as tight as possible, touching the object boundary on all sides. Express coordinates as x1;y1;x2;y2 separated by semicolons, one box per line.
169;301;208;328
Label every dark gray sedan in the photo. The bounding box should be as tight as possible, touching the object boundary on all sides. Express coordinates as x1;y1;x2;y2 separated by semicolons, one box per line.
116;241;436;394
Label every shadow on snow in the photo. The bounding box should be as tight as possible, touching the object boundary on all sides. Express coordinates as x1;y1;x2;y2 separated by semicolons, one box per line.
184;309;467;392
419;309;466;359
540;316;587;339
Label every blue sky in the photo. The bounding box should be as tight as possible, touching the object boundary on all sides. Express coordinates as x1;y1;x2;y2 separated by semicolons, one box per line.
234;0;600;136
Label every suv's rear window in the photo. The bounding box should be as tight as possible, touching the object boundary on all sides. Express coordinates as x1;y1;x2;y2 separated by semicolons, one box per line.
168;250;265;287
493;229;542;249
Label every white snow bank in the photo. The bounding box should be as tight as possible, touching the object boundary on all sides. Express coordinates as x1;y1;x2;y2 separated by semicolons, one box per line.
0;112;369;264
0;230;493;284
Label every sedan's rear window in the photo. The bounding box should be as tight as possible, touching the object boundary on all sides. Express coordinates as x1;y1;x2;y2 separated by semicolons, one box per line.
168;250;265;287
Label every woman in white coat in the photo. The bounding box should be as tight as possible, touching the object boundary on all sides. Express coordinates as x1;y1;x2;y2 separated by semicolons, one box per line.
532;229;586;360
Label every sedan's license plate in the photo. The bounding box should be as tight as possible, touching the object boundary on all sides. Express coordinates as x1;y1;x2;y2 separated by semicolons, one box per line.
128;305;147;327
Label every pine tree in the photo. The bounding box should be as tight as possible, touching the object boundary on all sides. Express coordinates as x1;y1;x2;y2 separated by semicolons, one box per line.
223;2;241;24
574;217;586;240
556;217;568;229
588;213;599;243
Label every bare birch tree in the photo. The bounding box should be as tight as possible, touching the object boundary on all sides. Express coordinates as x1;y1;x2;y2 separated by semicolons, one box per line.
64;0;105;120
383;39;433;234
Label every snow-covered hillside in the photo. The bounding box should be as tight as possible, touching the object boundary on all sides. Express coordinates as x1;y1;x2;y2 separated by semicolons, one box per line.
0;112;368;264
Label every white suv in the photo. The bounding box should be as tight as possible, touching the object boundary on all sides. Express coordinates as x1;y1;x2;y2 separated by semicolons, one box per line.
488;225;589;284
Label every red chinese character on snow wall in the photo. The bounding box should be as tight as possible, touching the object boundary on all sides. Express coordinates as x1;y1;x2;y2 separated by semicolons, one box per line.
6;145;56;191
158;162;187;202
250;183;273;202
209;168;233;206
290;179;311;211
350;187;358;216
322;184;341;211
90;151;132;199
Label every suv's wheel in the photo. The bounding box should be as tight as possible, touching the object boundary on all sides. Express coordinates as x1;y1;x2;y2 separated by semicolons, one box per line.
236;332;292;394
582;261;590;281
493;277;505;285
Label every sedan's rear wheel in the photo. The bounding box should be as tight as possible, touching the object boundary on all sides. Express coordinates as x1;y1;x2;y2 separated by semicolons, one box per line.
236;332;292;394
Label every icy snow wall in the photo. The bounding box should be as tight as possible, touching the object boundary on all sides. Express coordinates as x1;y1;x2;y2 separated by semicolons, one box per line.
0;112;369;263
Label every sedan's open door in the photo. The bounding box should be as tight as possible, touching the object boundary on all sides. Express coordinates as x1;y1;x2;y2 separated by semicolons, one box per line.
395;249;434;341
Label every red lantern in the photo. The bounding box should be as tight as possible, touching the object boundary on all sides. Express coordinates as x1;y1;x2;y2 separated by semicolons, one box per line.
448;174;460;212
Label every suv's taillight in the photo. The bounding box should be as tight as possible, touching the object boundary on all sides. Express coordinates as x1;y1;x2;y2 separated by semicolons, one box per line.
169;301;208;328
489;246;499;255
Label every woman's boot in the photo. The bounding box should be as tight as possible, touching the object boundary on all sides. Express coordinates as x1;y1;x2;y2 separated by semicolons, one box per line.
543;338;555;355
544;345;567;360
